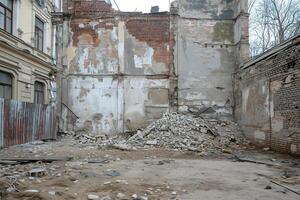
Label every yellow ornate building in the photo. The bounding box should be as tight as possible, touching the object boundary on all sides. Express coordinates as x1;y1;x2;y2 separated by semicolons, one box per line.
0;0;61;104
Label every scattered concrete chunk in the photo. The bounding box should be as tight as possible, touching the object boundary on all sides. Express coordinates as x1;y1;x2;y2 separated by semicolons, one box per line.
105;170;120;177
100;195;111;200
116;192;125;198
28;168;46;177
48;191;56;196
25;189;39;193
264;185;272;190
146;140;158;145
30;141;45;145
88;194;100;200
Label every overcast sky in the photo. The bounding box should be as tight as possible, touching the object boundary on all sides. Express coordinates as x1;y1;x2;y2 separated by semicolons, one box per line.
111;0;171;13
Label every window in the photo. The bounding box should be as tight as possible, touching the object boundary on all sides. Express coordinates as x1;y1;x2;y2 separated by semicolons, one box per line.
0;71;12;99
0;0;13;33
34;17;44;51
34;81;45;104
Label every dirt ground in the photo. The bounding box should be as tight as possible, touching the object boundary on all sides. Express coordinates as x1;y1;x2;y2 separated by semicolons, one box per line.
0;136;300;200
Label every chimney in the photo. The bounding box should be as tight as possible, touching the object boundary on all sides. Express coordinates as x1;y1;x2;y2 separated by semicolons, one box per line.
151;6;159;13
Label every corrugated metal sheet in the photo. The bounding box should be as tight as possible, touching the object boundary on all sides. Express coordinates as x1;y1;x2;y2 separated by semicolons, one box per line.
0;98;57;148
0;99;3;147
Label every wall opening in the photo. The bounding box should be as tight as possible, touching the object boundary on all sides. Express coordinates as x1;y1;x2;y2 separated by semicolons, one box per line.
0;70;12;99
34;81;45;104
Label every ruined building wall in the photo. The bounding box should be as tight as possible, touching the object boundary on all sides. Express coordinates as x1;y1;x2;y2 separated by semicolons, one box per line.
61;0;174;134
175;0;249;114
60;0;248;135
235;35;300;155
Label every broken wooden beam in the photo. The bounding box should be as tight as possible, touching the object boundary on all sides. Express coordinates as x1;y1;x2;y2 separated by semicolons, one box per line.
0;160;19;165
232;155;279;167
271;180;300;196
0;156;73;164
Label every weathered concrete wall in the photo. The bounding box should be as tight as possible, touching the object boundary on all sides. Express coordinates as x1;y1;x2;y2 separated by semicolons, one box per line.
62;0;173;135
175;0;249;115
178;0;235;19
233;0;249;64
235;35;300;155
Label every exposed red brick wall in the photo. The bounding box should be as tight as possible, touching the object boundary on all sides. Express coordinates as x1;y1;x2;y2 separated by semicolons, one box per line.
125;16;172;66
64;0;174;73
70;14;174;72
64;0;113;16
71;24;100;47
64;5;177;132
71;20;116;47
236;37;300;155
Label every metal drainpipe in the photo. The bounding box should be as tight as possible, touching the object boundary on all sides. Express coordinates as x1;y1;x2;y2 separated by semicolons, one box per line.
60;22;63;132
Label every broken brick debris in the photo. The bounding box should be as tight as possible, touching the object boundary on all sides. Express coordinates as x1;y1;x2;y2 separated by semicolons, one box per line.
69;112;248;153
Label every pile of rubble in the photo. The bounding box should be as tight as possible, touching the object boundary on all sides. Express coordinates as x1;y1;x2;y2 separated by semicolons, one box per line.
69;112;248;153
66;130;109;145
114;113;246;153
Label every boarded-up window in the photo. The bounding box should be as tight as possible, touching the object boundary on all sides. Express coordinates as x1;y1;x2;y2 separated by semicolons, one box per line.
34;81;45;104
0;70;12;99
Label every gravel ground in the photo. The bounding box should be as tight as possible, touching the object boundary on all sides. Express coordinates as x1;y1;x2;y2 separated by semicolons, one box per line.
0;137;300;200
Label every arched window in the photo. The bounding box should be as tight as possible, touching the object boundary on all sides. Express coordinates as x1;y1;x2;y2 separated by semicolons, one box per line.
34;81;45;104
0;70;12;99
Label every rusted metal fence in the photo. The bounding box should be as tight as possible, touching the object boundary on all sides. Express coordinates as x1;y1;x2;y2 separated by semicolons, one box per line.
0;98;57;148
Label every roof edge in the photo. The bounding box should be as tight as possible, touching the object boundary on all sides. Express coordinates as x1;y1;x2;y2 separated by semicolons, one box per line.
240;34;300;70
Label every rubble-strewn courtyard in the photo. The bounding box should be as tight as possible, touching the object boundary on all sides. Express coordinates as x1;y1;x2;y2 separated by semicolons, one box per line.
0;0;299;199
1;113;300;200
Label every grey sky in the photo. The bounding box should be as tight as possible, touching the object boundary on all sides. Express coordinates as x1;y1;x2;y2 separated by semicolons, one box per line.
112;0;171;13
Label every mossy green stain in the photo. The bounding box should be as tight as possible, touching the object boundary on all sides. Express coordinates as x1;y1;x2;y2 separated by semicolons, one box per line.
213;22;234;43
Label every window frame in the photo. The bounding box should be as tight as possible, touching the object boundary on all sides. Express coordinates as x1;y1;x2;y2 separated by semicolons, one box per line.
0;0;13;34
0;70;12;99
34;81;45;104
34;16;44;51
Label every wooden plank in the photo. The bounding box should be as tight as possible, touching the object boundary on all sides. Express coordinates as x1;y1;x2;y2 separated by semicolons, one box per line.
0;156;73;163
232;155;280;167
271;180;300;196
0;160;19;165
